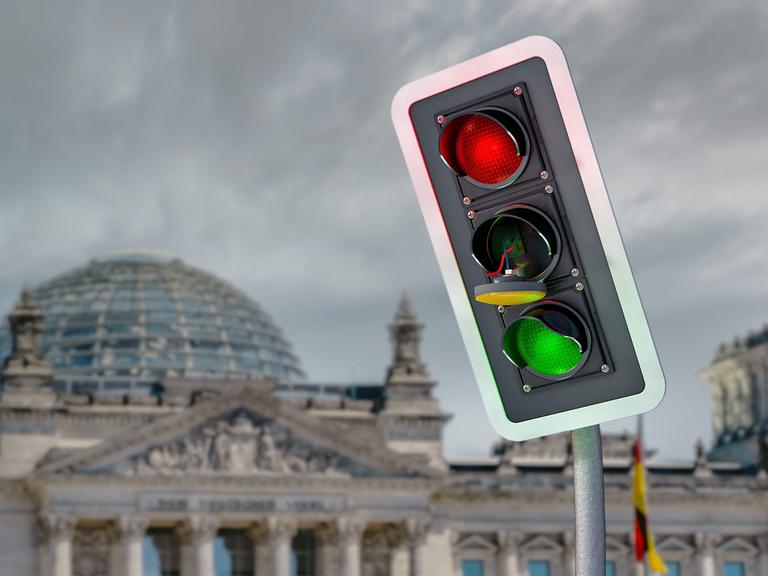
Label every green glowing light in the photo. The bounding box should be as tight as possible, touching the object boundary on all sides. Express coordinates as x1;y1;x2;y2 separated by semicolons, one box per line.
506;317;583;376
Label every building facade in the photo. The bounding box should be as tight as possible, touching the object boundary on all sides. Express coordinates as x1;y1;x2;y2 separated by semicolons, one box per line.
0;254;767;576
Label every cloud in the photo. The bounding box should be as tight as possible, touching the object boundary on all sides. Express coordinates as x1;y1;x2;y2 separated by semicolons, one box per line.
1;0;767;459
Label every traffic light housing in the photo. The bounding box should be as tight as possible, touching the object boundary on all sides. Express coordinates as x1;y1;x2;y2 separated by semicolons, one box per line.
391;36;664;440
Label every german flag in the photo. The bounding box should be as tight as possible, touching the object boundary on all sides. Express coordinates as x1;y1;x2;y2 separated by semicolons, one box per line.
632;439;667;574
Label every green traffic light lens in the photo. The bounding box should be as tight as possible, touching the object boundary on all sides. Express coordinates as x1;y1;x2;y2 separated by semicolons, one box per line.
509;317;582;374
503;303;591;380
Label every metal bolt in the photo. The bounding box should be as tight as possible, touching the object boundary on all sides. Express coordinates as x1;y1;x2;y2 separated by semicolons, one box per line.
601;364;610;373
522;384;532;393
436;115;446;125
513;86;523;97
497;305;506;314
575;282;585;292
570;268;580;277
540;170;550;180
462;196;472;206
544;185;554;194
467;210;476;220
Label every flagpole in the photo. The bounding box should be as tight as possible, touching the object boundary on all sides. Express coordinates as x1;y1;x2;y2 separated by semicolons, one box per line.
572;424;606;576
635;413;646;576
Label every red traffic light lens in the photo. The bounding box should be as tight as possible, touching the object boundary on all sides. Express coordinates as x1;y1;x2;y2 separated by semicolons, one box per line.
439;109;529;188
456;115;522;184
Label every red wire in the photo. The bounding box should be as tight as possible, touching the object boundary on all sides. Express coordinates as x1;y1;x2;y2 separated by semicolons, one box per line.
486;247;520;277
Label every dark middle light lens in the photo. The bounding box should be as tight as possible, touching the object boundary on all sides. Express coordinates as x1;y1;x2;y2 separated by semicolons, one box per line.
472;205;560;282
439;108;529;188
503;302;591;380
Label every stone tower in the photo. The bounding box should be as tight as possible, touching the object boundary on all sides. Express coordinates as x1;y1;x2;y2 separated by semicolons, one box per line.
379;293;450;469
1;289;55;407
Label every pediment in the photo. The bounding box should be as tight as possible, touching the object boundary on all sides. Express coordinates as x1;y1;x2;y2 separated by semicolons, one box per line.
36;386;438;480
520;535;563;553
656;536;695;554
605;535;630;553
455;534;497;552
716;537;758;555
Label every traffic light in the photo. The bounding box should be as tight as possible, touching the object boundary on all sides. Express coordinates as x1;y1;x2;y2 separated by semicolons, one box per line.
391;36;665;441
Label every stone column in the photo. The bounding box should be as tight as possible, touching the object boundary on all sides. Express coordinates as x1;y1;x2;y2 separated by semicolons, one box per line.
405;518;430;576
758;535;768;576
497;531;522;576
179;516;220;576
316;522;340;576
695;533;718;576
562;532;575;576
338;518;365;576
267;518;297;576
249;523;271;576
39;515;76;576
116;516;149;576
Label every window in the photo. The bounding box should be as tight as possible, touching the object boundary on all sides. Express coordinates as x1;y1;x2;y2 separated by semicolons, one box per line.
667;561;681;576
291;529;316;576
462;559;485;576
605;560;616;576
528;560;550;576
724;563;745;576
143;529;181;576
214;529;255;576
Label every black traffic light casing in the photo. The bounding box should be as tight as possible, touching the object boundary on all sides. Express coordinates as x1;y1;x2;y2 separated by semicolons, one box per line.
391;36;664;440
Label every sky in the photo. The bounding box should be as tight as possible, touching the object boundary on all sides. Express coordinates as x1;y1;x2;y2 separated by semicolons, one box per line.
1;0;767;460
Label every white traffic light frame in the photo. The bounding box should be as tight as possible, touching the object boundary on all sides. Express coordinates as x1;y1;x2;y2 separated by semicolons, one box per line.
391;36;665;441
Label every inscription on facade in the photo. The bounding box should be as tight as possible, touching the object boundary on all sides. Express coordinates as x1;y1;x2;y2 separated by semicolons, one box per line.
142;495;345;514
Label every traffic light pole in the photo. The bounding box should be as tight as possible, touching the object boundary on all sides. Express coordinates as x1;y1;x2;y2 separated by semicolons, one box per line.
572;425;606;575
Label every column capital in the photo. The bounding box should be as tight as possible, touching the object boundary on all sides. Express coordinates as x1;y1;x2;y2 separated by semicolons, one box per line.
117;516;149;539
266;517;297;545
497;531;523;552
337;517;366;545
249;522;269;543
694;533;720;553
405;517;431;546
315;521;340;546
38;513;76;543
758;534;768;553
178;515;220;545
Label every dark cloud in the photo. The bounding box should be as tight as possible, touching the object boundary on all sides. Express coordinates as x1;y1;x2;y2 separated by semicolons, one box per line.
1;0;767;459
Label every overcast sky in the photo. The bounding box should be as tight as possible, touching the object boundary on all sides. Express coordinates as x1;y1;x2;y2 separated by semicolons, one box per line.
1;0;767;460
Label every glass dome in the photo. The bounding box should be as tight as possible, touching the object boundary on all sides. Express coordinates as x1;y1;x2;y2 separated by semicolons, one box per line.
0;253;304;396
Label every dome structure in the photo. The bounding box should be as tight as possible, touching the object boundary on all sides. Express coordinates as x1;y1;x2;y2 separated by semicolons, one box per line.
0;253;304;396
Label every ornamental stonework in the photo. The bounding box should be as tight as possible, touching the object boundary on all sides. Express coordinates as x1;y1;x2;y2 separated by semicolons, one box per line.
131;411;355;477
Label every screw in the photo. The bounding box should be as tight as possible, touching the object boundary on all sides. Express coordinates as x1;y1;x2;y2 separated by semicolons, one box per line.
601;364;610;373
522;384;532;393
570;268;579;277
436;115;446;125
462;196;472;206
540;170;550;180
575;282;585;292
513;86;523;97
497;305;506;314
544;185;554;194
467;210;476;220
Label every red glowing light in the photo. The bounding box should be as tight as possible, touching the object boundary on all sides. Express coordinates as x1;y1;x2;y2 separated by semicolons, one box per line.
455;115;523;184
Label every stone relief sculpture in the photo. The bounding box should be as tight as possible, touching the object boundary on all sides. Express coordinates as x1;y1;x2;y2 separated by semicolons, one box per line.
134;413;352;477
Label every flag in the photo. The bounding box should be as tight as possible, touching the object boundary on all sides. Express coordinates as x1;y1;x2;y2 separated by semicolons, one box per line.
632;439;667;574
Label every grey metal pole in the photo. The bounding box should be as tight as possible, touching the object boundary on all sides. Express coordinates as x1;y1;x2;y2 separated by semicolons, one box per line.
572;425;606;576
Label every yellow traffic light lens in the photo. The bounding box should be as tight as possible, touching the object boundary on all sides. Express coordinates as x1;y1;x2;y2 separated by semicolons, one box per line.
475;290;545;306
